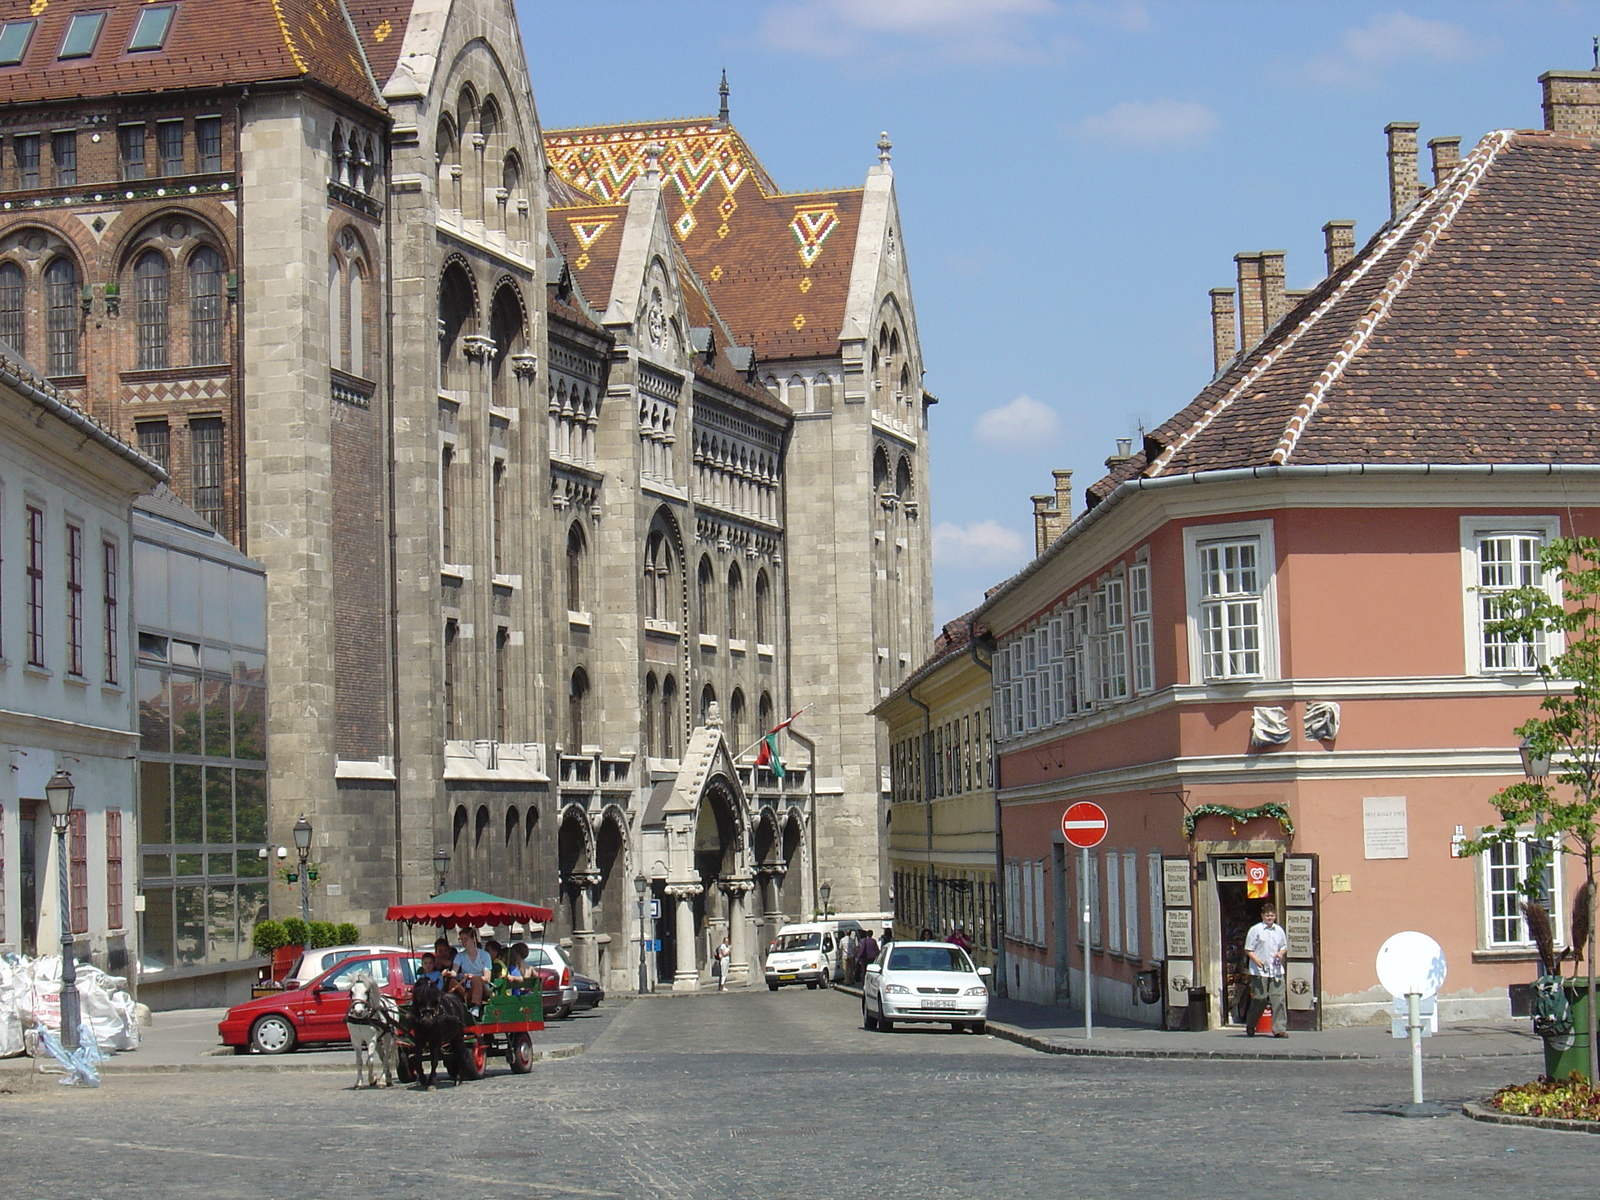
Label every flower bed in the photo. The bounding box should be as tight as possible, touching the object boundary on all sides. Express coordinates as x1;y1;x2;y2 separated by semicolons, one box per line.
1488;1074;1600;1122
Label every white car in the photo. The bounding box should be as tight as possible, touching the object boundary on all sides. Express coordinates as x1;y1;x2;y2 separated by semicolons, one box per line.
861;941;991;1034
282;945;408;989
521;942;579;1018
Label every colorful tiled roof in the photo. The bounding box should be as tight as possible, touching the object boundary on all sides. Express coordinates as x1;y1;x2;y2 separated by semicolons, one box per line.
545;118;864;362
0;0;382;109
342;0;410;86
1089;129;1600;503
548;203;626;311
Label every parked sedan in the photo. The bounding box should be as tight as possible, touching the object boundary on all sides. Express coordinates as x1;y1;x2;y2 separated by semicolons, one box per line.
220;951;421;1054
860;941;990;1034
570;972;605;1011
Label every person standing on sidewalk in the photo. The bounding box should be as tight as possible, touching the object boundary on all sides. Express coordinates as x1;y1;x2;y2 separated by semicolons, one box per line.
841;928;860;984
856;929;880;982
1243;906;1289;1037
713;935;731;990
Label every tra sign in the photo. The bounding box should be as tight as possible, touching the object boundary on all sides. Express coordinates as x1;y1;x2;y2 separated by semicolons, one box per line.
1061;802;1108;849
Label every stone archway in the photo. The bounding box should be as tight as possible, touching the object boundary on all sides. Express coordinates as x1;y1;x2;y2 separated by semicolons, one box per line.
689;778;741;981
778;810;805;921
557;805;597;968
593;806;630;988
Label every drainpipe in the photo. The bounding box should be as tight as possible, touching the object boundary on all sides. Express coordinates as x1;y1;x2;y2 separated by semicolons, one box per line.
906;683;934;940
966;620;1003;997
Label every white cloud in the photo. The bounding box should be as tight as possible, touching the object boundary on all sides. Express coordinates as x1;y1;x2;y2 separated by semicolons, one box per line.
973;394;1061;447
759;0;1066;64
1296;12;1486;90
1071;98;1219;147
933;520;1030;571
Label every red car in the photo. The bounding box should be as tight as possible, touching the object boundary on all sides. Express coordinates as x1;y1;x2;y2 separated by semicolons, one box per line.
220;952;421;1054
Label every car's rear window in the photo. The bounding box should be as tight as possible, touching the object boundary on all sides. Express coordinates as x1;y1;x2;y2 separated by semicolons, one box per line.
887;946;973;973
774;933;820;952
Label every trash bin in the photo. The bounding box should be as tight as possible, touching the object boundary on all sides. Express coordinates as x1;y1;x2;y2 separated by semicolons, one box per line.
1544;983;1594;1081
1187;987;1210;1032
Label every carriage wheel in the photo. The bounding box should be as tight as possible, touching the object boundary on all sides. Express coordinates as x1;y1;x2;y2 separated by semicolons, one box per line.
507;1032;534;1074
456;1037;486;1081
396;1050;416;1084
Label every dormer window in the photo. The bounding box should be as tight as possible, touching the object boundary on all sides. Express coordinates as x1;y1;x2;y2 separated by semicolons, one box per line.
127;5;176;52
59;12;106;59
0;20;35;66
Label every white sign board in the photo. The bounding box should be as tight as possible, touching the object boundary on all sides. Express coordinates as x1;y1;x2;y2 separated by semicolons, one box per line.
1165;959;1194;1009
1284;858;1314;907
1285;909;1314;959
1376;931;1447;999
1164;908;1193;958
1286;961;1316;1011
1162;859;1191;908
1363;796;1409;859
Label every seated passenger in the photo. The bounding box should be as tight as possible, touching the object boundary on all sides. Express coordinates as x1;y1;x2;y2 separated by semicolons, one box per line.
454;927;493;1009
434;937;468;1002
419;951;443;987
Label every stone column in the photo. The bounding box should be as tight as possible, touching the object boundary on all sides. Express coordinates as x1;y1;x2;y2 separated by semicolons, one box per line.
568;871;602;977
666;883;703;991
721;876;755;986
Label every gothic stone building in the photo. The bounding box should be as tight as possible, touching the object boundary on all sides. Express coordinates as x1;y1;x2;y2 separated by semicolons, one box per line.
0;0;932;991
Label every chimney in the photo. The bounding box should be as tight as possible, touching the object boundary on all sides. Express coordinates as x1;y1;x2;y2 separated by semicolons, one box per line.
1031;495;1056;557
1385;122;1422;219
1234;252;1265;348
1541;70;1600;136
1209;287;1237;370
1104;438;1134;471
1052;469;1073;524
1259;250;1288;332
1427;136;1461;186
1322;220;1356;274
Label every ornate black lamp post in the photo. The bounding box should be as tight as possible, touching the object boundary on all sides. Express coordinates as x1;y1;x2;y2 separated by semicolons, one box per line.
45;769;80;1051
292;816;313;923
433;847;451;896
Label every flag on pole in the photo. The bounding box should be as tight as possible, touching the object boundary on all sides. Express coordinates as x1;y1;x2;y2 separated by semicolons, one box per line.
753;707;805;781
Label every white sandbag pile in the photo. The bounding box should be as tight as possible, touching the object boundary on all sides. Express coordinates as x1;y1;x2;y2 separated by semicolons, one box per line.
1;952;141;1056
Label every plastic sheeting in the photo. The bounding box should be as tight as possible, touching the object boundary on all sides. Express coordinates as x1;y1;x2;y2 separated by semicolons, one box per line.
0;953;141;1056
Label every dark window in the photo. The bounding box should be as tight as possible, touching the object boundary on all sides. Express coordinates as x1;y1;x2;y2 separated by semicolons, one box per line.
567;523;585;612
0;262;23;355
0;19;35;65
697;556;714;637
568;669;589;748
755;570;770;645
134;251;169;369
102;540;119;685
25;504;44;666
195;117;221;172
127;4;176;51
135;420;170;472
106;810;124;929
69;809;88;934
661;675;677;758
491;458;506;575
188;246;225;365
52;130;75;186
45;257;79;374
494;625;508;743
443;619;458;739
15;134;38;188
59;12;105;59
189;417;224;533
66;523;83;675
440;445;455;562
156;120;183;175
119;124;145;180
643;673;657;758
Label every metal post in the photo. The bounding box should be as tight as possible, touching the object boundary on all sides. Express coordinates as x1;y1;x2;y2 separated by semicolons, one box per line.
637;894;650;994
55;820;80;1051
299;860;311;924
1082;843;1093;1040
1407;991;1423;1104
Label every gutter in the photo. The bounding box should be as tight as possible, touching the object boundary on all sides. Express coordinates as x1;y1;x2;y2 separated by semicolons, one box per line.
981;461;1600;618
1;355;165;484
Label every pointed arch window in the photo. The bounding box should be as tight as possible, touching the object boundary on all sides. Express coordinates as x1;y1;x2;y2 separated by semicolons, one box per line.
568;668;590;749
45;257;80;376
567;523;587;614
697;556;715;638
643;672;658;759
754;570;771;646
189;246;225;366
661;675;678;759
727;563;743;642
0;261;23;355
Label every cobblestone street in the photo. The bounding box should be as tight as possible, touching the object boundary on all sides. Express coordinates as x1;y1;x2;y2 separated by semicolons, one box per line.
0;990;1590;1199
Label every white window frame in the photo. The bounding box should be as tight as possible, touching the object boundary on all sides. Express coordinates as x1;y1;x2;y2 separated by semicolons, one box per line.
1481;834;1562;950
1105;850;1122;953
1122;849;1139;958
1023;630;1040;731
1184;519;1279;684
1460;516;1561;677
997;643;1013;739
1130;559;1154;694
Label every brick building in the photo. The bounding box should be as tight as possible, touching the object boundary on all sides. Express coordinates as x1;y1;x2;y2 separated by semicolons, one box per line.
0;0;933;991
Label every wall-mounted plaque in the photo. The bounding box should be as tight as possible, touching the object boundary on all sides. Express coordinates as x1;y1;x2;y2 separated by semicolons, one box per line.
1362;796;1408;859
1284;858;1313;907
1166;959;1194;1009
1165;908;1194;958
1285;909;1313;959
1163;858;1191;908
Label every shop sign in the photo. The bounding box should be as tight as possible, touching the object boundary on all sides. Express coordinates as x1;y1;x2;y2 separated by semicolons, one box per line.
1166;959;1194;1009
1286;961;1316;1011
1285;909;1313;959
1162;858;1191;908
1284;858;1314;906
1165;908;1193;958
1212;858;1250;882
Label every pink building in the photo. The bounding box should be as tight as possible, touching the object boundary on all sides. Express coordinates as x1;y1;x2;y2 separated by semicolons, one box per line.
981;76;1600;1029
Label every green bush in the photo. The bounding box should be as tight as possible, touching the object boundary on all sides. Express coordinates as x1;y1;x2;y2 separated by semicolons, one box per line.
250;919;288;957
281;917;309;948
307;921;338;949
336;922;360;945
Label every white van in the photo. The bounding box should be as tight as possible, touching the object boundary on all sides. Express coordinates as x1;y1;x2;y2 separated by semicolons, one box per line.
763;920;862;990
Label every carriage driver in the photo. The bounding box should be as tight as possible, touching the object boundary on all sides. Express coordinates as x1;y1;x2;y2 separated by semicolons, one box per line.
453;927;494;1008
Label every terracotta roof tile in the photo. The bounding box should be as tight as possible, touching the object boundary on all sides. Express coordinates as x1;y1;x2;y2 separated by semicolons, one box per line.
548;202;625;312
0;0;381;109
342;0;409;86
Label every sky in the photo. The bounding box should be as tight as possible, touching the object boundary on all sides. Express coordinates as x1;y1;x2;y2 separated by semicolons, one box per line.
519;0;1598;626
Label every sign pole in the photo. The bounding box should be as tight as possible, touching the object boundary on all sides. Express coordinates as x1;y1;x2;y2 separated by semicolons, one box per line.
1083;843;1092;1040
1407;991;1423;1105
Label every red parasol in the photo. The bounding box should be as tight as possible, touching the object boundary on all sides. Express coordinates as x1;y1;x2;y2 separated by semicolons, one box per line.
386;889;554;929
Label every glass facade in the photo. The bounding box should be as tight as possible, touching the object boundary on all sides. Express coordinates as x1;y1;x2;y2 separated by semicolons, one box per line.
133;498;267;969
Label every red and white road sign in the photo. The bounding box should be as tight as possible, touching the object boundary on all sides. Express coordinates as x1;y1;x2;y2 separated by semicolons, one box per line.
1061;801;1108;848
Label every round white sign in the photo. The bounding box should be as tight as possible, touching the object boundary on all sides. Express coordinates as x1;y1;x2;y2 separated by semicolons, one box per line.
1376;931;1447;999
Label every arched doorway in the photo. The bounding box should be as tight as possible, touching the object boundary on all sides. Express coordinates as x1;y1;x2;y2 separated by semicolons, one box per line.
593;807;629;986
778;810;804;921
557;805;595;966
689;779;741;981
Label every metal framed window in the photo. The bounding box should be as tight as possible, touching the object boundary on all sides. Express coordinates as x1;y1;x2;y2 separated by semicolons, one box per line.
102;539;119;685
188;246;225;365
1477;532;1546;673
25;504;43;666
51;130;75;186
1130;561;1154;693
44;256;79;375
66;523;83;675
189;417;224;533
106;810;124;930
14;133;38;188
134;251;169;369
69;808;88;934
0;19;36;65
59;11;105;59
1197;537;1263;679
195;116;222;172
119;123;146;180
135;419;170;472
0;261;23;355
1483;836;1560;948
156;120;183;176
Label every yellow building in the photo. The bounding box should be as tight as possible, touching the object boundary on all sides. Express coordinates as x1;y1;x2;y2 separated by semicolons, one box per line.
876;620;999;972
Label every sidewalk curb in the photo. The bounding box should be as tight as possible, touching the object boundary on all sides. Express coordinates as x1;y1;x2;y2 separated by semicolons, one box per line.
1462;1099;1600;1134
3;1041;585;1075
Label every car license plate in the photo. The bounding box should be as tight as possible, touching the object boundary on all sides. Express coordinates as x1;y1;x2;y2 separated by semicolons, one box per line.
925;999;957;1009
779;974;797;981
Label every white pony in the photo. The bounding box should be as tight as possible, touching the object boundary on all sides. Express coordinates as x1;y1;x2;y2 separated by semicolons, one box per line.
345;972;400;1088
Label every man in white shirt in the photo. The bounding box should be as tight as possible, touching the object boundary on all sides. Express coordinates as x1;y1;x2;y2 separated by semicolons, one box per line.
1243;905;1289;1038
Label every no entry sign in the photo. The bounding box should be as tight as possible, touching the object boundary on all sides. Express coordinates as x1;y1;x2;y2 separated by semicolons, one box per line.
1061;801;1108;848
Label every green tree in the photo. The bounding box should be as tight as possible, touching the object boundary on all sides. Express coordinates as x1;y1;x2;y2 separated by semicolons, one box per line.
1464;535;1600;1083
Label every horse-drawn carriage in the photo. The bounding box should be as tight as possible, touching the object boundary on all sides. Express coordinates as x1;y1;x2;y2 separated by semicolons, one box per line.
384;890;554;1084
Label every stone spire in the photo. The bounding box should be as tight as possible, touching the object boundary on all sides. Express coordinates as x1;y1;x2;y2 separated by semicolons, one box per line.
718;69;729;125
877;131;892;165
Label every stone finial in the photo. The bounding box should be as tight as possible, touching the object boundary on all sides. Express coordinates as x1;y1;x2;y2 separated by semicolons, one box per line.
718;69;730;125
706;700;723;728
642;143;663;182
877;131;892;165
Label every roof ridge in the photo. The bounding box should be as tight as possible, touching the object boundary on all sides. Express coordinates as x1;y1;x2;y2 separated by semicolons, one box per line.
1269;128;1514;465
1148;130;1513;478
543;114;719;135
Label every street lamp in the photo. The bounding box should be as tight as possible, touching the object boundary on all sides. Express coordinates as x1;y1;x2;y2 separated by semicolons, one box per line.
634;876;653;994
45;769;80;1052
1520;737;1551;780
819;881;832;920
433;847;451;896
292;815;313;924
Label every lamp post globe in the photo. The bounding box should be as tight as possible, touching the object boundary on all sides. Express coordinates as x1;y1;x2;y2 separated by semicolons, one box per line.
1520;737;1551;780
819;882;832;919
433;847;451;896
291;816;312;923
44;769;80;1051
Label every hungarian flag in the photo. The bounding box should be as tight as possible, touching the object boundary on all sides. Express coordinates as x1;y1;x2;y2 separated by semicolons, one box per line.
754;708;804;781
1245;858;1270;900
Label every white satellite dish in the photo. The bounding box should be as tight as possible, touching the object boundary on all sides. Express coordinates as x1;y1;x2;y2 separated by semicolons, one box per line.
1376;931;1447;999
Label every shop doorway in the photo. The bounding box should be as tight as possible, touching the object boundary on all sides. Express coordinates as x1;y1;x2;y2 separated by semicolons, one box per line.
1216;875;1273;1027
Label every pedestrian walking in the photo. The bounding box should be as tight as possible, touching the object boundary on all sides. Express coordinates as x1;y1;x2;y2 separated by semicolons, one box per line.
713;934;731;990
841;928;860;984
856;929;880;979
948;924;973;953
1243;905;1289;1037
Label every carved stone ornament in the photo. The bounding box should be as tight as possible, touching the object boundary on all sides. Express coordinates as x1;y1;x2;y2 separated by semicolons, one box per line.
757;863;788;877
510;352;537;379
1303;701;1341;742
1250;706;1292;746
664;882;703;900
719;876;755;896
646;288;668;349
705;700;723;729
462;334;496;361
